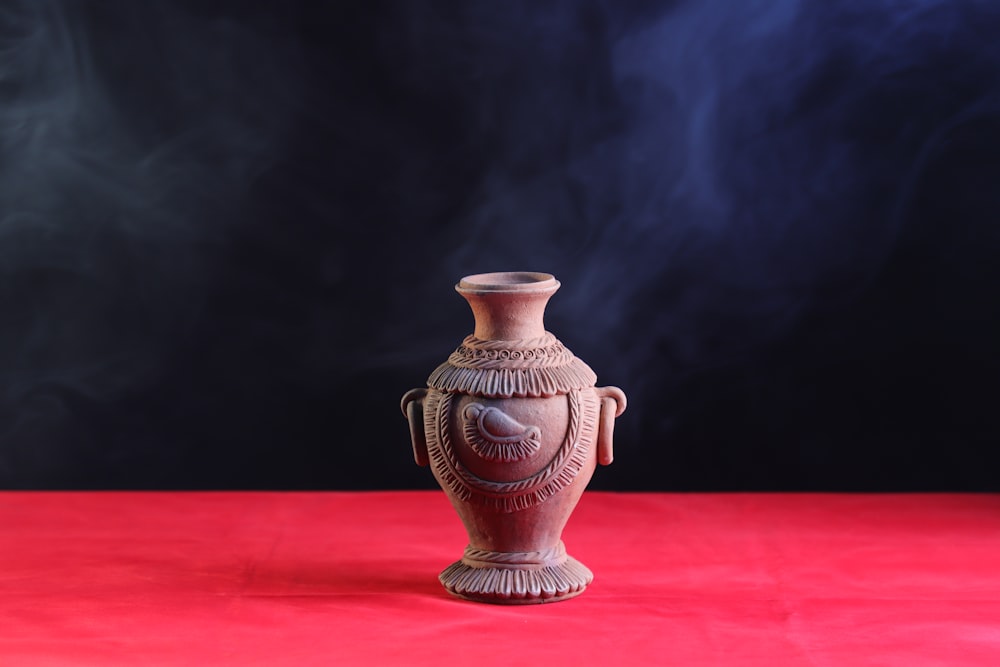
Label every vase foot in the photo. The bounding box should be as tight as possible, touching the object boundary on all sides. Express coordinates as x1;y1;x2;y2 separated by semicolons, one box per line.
438;542;594;604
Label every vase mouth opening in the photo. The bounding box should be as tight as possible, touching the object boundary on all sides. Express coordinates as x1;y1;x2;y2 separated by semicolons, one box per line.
457;271;559;294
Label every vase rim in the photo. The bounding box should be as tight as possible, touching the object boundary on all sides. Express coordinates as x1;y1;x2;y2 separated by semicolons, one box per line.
457;271;559;294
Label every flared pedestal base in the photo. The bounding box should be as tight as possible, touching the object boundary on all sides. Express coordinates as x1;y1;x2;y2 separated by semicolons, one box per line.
438;542;594;605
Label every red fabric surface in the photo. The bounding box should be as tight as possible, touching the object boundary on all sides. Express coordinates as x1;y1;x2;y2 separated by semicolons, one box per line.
2;492;999;666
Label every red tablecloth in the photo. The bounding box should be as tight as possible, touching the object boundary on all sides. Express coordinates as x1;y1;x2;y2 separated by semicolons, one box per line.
1;492;998;666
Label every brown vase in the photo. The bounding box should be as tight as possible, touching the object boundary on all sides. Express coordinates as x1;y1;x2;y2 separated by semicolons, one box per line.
401;271;626;604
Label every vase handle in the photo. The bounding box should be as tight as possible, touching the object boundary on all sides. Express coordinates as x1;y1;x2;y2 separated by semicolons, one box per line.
401;388;429;466
595;386;627;466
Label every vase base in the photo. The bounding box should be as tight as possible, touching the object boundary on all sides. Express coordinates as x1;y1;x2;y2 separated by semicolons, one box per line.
438;543;594;605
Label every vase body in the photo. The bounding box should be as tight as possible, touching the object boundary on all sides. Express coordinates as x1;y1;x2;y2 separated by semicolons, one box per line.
402;272;626;604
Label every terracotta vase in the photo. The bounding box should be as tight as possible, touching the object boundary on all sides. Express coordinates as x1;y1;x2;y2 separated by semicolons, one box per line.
401;272;626;604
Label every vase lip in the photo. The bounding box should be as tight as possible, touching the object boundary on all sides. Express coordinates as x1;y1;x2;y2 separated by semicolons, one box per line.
456;271;559;294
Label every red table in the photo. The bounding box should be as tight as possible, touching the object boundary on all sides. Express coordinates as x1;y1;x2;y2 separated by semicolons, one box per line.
2;492;999;665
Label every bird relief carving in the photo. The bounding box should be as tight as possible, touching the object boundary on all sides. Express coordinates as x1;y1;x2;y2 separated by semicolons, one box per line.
462;403;542;462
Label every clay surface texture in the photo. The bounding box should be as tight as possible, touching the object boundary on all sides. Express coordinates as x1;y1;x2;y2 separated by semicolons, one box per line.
402;272;626;604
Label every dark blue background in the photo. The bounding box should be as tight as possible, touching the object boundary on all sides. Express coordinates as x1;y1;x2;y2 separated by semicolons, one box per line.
2;0;998;489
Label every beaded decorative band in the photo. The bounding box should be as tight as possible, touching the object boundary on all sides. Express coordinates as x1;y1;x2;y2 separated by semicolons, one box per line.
450;334;572;369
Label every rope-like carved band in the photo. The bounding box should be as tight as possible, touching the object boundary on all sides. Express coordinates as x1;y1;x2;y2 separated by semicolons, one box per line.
462;543;566;566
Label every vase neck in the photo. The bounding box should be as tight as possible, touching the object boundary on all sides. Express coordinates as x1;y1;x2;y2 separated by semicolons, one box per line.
456;272;560;342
